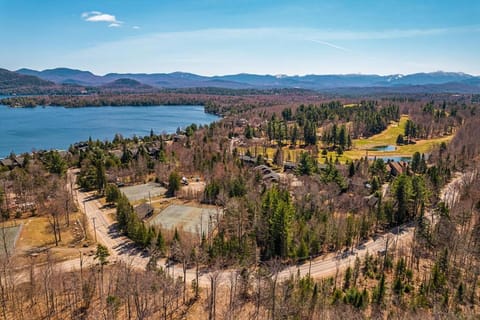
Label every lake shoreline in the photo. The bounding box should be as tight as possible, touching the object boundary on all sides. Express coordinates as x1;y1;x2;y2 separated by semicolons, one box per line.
2;102;223;117
0;104;220;158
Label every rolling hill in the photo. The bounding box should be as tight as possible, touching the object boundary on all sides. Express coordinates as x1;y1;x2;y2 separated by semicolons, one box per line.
0;68;58;94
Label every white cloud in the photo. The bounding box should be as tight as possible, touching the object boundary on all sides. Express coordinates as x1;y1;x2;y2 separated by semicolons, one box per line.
82;11;123;27
86;14;116;23
132;26;141;30
81;11;100;19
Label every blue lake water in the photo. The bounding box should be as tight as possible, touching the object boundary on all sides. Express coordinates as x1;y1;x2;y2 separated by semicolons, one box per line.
0;105;219;158
368;145;396;152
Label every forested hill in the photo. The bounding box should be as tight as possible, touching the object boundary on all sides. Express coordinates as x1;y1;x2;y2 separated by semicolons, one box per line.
0;68;92;95
0;68;56;93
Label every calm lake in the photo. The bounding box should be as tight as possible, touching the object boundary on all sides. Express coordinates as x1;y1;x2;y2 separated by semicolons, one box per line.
0;105;219;158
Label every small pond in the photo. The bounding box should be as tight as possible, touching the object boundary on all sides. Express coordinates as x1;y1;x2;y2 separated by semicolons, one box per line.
368;145;396;152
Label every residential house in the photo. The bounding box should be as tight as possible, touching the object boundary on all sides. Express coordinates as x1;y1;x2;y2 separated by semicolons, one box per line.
134;203;154;221
239;155;256;165
0;158;14;169
387;161;408;176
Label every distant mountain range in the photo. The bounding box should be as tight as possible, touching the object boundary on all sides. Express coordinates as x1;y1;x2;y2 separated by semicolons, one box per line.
0;68;56;92
1;67;479;94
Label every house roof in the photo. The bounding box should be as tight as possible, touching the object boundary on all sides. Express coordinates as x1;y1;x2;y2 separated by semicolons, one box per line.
14;156;25;166
263;172;280;182
0;159;13;167
134;203;154;220
174;134;187;141
284;162;297;169
364;195;379;207
388;161;404;174
239;155;256;163
254;165;272;174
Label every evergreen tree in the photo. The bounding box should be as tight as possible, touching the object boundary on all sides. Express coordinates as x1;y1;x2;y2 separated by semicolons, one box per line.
156;230;166;256
260;187;294;259
348;161;356;177
273;147;283;166
411;152;421;173
44;150;67;175
105;184;121;204
95;159;107;195
291;124;299;146
244;125;254;139
396;134;405;145
338;125;348;149
373;273;386;305
167;171;181;197
94;244;110;267
121;144;132;164
392;174;413;224
296;152;317;176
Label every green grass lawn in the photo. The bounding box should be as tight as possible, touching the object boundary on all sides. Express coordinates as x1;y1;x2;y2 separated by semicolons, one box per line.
239;146;305;163
318;151;351;164
239;114;454;165
345;115;453;159
239;145;352;165
353;115;407;148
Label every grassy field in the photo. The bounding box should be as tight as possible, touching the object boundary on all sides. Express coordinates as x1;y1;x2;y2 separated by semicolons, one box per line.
239;146;305;163
353;115;407;148
17;214;84;248
345;115;453;159
239;145;350;165
319;151;351;163
238;115;454;165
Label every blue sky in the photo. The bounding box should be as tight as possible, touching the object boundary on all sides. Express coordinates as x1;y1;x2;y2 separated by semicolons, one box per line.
1;0;479;75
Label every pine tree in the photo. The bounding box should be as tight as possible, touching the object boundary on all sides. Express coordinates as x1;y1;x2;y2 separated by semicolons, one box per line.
296;152;317;176
348;161;356;177
373;273;386;305
338;125;347;149
156;230;166;256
